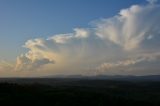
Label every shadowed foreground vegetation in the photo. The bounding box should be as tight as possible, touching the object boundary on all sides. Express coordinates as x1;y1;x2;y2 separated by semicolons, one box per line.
0;79;160;106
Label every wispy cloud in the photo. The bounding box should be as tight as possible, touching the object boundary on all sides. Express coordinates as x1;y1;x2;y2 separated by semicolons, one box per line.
147;0;158;4
95;3;160;50
0;60;14;72
96;53;160;73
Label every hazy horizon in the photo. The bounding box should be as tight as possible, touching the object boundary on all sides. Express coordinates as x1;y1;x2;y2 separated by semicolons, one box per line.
0;0;160;77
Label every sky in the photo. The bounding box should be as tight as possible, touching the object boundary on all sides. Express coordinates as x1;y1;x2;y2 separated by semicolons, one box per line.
0;0;160;77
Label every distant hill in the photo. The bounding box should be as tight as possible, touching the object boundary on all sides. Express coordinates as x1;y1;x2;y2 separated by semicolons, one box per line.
44;75;160;81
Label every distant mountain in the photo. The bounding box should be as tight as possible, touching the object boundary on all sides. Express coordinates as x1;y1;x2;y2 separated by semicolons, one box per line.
44;75;160;81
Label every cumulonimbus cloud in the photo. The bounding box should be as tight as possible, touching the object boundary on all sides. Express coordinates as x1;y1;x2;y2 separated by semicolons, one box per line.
14;0;160;75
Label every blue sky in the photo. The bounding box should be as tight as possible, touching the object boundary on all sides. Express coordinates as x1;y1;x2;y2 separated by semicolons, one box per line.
0;0;147;60
0;0;160;77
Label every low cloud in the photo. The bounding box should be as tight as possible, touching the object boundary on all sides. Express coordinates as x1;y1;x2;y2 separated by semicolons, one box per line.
96;53;160;73
0;60;14;72
15;54;54;71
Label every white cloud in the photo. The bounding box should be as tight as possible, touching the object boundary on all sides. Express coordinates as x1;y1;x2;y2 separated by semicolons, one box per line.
147;35;154;39
16;28;106;71
0;60;14;72
96;53;160;73
95;4;160;50
48;28;90;44
48;33;73;44
74;28;90;38
13;1;160;76
15;39;55;71
15;54;54;71
95;53;160;74
147;0;158;4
